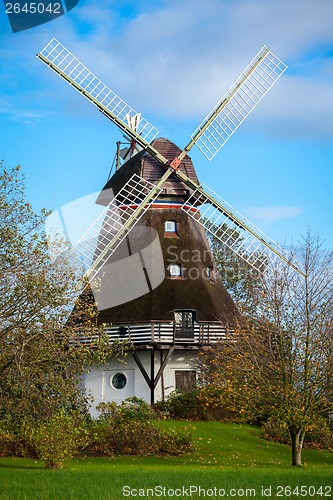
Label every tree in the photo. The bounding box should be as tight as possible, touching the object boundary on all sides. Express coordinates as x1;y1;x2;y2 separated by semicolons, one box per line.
199;232;333;466
207;222;265;315
0;162;129;429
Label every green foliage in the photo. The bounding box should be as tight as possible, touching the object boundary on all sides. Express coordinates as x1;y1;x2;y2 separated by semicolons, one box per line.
30;411;88;469
160;390;205;420
96;397;155;423
200;232;333;466
157;426;193;455
87;398;192;456
0;162;131;432
89;419;191;456
106;396;155;422
261;416;333;450
197;386;242;422
120;396;156;421
154;389;237;422
94;401;118;421
1;421;333;500
0;430;15;457
0;428;33;458
166;390;200;419
260;417;290;444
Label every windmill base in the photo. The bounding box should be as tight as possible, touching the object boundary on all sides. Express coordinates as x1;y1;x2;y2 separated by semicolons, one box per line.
79;320;231;417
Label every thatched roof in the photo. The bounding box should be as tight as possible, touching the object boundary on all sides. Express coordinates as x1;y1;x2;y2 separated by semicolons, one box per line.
73;138;237;327
94;206;236;324
96;138;199;206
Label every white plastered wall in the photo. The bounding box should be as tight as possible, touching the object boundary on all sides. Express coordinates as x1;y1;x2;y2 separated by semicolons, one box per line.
83;349;197;418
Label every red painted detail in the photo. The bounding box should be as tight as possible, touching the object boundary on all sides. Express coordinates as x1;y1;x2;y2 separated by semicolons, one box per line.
169;157;181;171
164;231;180;239
115;204;199;213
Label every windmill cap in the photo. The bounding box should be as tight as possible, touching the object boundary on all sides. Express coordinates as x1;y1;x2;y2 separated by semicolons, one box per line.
96;138;199;206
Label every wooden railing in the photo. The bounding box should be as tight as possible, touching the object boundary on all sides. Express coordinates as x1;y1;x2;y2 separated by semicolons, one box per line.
74;321;231;346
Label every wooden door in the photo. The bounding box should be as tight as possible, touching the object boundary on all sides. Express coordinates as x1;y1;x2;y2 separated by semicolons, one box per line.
175;370;196;392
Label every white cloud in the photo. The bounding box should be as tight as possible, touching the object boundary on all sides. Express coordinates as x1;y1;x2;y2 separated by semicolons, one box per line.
244;206;304;224
62;0;333;140
2;0;333;139
11;110;54;125
243;75;333;141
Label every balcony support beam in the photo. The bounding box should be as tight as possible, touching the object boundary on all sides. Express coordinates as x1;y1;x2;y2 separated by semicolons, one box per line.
132;347;175;405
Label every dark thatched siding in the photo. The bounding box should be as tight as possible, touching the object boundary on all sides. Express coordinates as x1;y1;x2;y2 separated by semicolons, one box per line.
76;137;237;328
96;138;199;206
96;207;237;324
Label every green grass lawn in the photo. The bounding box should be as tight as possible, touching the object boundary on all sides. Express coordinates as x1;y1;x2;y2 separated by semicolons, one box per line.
0;422;332;499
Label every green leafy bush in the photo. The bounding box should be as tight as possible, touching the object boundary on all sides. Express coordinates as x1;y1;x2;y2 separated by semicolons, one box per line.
197;386;241;422
0;430;20;457
163;390;204;420
157;426;193;455
0;425;34;458
0;398;192;462
94;401;118;421
88;398;192;456
88;419;192;456
120;396;156;421
260;416;333;450
163;389;235;421
260;417;289;444
30;410;88;469
305;417;333;449
97;397;155;423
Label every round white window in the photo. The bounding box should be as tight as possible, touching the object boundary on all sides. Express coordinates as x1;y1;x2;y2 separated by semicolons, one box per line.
111;372;127;390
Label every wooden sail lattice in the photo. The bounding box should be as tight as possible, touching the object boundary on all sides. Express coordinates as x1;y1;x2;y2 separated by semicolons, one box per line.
37;39;305;279
69;174;162;280
191;47;287;160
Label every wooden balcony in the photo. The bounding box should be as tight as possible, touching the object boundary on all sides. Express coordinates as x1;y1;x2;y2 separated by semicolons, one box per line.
74;321;232;348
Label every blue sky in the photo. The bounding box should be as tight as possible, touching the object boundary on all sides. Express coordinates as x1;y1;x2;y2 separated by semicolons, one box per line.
1;0;333;249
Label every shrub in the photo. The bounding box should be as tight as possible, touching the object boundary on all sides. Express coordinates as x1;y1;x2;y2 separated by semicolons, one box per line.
260;416;333;450
118;397;155;421
97;397;155;423
197;386;240;422
30;410;88;469
88;399;192;456
260;417;289;444
158;427;193;455
1;398;193;462
88;419;192;456
164;389;236;421
303;417;333;450
112;420;160;455
94;401;118;422
0;425;34;458
0;430;19;457
165;390;205;420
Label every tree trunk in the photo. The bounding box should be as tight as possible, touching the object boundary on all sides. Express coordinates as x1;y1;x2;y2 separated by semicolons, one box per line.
289;426;305;467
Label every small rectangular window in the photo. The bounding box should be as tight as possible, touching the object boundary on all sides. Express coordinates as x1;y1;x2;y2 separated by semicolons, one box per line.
206;266;215;281
165;220;176;232
169;264;182;277
174;310;196;340
175;370;197;392
174;310;196;326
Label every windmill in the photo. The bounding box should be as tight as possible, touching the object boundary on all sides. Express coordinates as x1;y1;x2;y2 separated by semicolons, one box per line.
37;39;304;409
113;113;144;171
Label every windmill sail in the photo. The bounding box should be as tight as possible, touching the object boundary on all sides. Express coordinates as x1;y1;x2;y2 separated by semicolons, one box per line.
37;38;159;146
38;38;302;280
185;47;287;161
70;174;163;281
178;174;305;277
